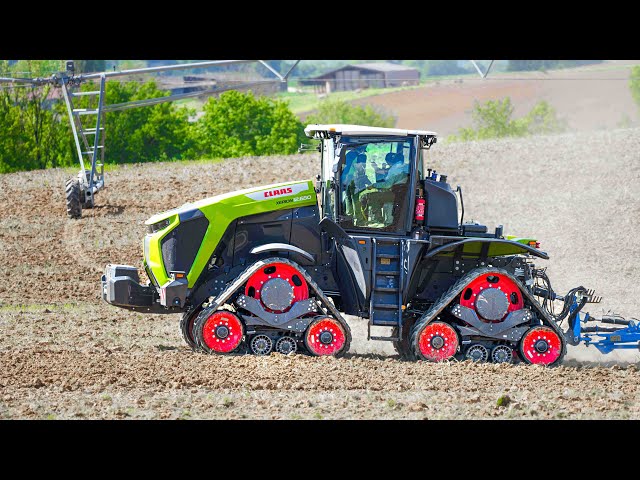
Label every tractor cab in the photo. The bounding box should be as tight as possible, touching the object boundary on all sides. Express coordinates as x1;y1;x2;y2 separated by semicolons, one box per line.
304;124;447;324
304;124;443;236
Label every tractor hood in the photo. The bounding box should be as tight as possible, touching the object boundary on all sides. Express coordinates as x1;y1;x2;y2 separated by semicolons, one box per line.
145;181;315;225
144;180;317;288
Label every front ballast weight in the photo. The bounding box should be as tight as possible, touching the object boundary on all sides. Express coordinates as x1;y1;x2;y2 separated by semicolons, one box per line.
189;258;352;358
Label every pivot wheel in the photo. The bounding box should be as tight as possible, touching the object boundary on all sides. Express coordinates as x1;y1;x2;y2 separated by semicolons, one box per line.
520;326;563;365
245;262;309;313
414;321;459;362
65;178;82;219
199;310;244;354
304;316;347;357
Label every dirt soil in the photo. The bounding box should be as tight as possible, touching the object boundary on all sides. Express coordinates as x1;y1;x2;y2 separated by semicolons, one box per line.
1;128;640;419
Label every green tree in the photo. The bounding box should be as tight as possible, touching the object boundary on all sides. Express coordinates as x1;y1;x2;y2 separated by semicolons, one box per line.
305;99;395;128
449;97;565;142
630;66;640;109
0;60;72;173
74;60;106;73
523;100;567;134
75;80;196;164
507;60;602;72
193;90;305;159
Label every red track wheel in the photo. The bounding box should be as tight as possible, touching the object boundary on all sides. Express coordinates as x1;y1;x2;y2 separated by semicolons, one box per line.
200;311;244;354
305;316;347;356
459;272;524;322
520;326;563;365
415;321;459;362
245;262;309;313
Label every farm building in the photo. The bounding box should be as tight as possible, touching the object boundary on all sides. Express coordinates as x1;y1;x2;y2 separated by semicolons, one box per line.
302;63;420;93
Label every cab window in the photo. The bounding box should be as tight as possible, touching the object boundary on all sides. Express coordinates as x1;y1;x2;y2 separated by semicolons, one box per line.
338;138;413;232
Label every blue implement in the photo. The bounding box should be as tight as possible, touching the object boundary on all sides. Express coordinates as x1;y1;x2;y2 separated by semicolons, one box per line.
570;300;640;354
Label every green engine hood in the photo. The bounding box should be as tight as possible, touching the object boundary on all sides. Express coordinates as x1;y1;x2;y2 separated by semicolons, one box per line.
145;180;317;288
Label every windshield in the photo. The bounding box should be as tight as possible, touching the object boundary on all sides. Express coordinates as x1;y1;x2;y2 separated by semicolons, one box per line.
337;137;414;232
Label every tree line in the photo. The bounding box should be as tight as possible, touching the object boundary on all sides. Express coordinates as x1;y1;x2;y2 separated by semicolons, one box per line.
0;61;395;174
0;81;312;174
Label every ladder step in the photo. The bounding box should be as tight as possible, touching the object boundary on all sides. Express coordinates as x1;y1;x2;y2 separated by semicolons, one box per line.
73;109;99;115
370;318;400;326
72;91;101;97
83;128;105;134
369;335;400;342
377;254;400;259
374;287;399;293
373;303;401;310
376;271;399;276
82;147;104;154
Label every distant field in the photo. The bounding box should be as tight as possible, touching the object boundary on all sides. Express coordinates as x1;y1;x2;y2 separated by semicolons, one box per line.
343;61;640;137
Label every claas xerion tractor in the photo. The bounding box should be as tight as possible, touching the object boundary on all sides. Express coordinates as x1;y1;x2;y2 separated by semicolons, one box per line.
101;124;640;364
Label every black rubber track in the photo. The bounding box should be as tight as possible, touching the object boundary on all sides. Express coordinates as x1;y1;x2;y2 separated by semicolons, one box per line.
180;307;201;351
392;317;417;361
192;257;352;356
65;178;82;219
409;266;567;366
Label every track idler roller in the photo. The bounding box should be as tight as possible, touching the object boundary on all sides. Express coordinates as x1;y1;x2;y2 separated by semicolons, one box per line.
465;344;489;362
250;334;273;355
275;336;297;355
198;310;245;354
491;345;513;363
520;326;563;365
304;316;348;357
414;321;459;362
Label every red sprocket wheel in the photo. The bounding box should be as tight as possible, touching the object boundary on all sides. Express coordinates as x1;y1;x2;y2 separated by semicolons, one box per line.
245;262;309;313
520;326;563;365
459;272;524;322
304;316;347;356
416;321;459;362
201;311;244;353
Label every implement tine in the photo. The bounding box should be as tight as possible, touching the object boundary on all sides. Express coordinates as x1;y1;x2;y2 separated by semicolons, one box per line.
584;289;602;303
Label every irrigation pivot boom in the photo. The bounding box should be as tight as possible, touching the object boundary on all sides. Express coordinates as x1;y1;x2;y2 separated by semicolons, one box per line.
0;60;300;219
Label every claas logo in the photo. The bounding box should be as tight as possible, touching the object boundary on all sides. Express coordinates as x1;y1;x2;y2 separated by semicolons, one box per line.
264;187;293;198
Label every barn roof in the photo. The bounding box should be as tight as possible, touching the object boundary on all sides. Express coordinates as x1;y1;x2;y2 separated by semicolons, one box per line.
309;62;419;79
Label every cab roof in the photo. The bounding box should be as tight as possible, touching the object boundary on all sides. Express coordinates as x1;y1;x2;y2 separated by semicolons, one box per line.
304;124;437;138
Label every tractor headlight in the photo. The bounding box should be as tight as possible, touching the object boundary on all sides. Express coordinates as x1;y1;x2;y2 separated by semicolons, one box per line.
147;219;171;234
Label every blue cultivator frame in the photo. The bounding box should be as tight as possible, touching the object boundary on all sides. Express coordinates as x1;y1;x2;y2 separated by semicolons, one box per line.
570;301;640;354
